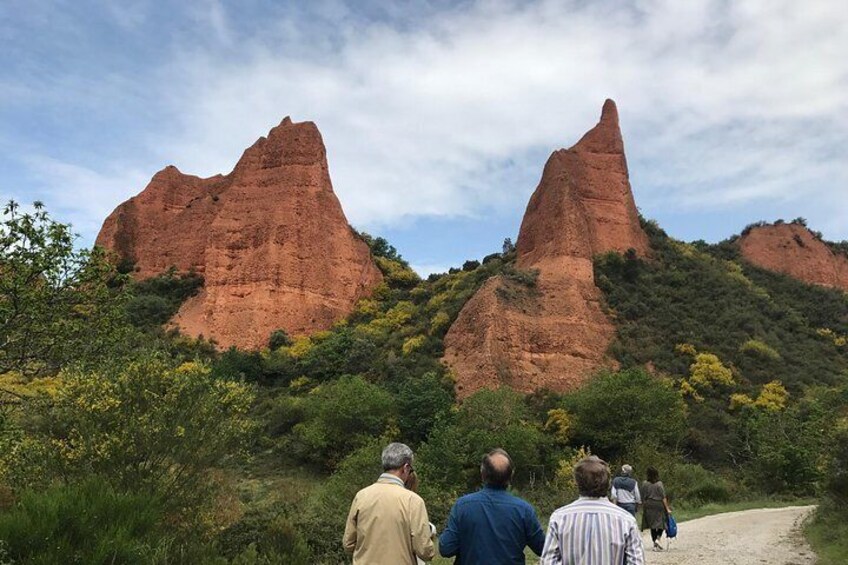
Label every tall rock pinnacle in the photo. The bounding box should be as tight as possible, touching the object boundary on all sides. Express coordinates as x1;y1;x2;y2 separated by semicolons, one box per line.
96;118;383;349
444;100;649;396
516;98;649;268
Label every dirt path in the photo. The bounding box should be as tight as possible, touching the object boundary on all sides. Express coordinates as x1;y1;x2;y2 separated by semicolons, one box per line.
643;505;817;564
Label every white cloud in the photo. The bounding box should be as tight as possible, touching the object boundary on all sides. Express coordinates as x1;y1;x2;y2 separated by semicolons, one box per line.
12;156;149;238
8;0;848;243
143;0;847;237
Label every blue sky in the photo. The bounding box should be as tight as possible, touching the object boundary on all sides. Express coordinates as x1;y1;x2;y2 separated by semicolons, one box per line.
2;0;846;275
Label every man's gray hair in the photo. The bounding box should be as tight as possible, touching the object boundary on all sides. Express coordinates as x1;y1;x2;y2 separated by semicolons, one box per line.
382;442;414;471
622;464;633;476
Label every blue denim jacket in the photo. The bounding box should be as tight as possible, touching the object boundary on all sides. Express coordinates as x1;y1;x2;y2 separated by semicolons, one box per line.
438;485;545;564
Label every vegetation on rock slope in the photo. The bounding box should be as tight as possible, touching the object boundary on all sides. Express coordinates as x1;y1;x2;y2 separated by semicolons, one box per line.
1;202;847;563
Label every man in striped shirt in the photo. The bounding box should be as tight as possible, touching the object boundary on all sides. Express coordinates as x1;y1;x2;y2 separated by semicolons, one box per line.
540;456;645;565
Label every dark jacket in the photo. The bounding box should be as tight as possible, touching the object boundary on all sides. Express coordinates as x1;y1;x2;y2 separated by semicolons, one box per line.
438;485;545;564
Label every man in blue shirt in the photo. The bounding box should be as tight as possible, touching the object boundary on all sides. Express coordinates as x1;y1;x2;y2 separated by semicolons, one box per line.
438;448;545;564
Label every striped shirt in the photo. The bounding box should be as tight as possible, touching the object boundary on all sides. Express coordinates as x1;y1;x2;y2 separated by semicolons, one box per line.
540;497;645;565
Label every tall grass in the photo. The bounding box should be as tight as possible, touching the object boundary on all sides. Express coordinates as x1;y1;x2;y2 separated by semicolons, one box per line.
804;502;848;565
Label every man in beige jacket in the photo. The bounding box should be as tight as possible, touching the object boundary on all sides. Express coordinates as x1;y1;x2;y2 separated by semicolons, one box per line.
343;443;436;564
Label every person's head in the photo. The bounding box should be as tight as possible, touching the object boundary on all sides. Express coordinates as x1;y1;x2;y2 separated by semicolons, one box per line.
621;464;633;477
382;442;415;483
481;448;514;488
573;456;611;497
646;466;660;483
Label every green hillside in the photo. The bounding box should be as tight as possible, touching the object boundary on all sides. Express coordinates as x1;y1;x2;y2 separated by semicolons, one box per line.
1;203;846;563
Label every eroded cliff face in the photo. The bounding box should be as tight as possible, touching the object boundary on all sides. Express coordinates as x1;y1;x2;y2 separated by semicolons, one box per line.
443;100;648;396
96;117;383;349
738;224;848;291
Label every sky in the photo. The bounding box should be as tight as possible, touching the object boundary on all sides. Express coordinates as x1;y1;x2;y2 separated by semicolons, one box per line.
1;0;846;275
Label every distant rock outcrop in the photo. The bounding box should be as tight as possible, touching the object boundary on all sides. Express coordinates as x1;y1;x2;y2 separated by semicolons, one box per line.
96;117;383;349
738;223;848;291
443;100;649;396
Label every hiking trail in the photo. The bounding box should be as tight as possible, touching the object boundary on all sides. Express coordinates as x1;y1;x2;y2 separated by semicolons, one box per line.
643;505;816;564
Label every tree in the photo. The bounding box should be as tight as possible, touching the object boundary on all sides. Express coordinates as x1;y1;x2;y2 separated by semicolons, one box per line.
291;375;395;469
4;357;255;503
0;201;131;377
418;387;548;491
396;372;454;443
298;440;383;562
268;329;293;350
563;369;688;459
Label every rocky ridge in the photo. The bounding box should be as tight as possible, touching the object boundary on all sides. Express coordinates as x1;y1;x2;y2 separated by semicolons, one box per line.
96;117;383;349
443;100;649;396
738;223;848;291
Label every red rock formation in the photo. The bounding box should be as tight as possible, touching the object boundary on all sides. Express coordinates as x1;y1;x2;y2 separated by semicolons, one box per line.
444;100;649;396
97;117;383;349
738;223;848;291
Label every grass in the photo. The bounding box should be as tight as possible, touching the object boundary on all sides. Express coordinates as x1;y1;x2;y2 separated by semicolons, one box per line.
804;503;848;565
431;497;815;564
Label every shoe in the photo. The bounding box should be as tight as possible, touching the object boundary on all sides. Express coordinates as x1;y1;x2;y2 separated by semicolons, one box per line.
653;543;664;552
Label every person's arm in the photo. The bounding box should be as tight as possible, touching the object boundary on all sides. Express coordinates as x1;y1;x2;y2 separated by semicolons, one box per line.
438;503;461;557
538;514;562;565
634;483;642;505
342;496;358;554
525;504;546;556
410;495;436;561
624;519;646;565
610;484;619;503
659;482;671;513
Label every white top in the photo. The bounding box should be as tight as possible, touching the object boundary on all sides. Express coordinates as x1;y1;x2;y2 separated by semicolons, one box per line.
611;481;641;504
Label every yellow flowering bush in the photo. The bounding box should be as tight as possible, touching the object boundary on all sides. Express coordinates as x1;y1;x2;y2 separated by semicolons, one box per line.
545;408;575;445
3;356;256;502
401;335;426;356
688;353;735;388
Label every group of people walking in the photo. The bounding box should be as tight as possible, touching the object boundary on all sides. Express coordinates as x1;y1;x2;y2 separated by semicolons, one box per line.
343;443;673;564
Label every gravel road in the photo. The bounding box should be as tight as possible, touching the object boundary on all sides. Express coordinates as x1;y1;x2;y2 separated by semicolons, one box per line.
643;505;817;565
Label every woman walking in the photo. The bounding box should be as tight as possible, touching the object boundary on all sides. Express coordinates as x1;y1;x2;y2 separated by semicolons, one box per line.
641;466;672;551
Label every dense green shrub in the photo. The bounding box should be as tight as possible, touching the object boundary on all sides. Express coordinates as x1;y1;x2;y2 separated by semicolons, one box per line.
562;369;688;460
298;440;383;562
297;328;379;382
124;269;203;329
418;388;551;493
213;347;265;383
291;376;395;469
0;478;166;564
396;371;454;443
268;329;293;350
259;393;306;438
217;511;310;564
827;423;848;503
731;405;824;495
4;358;255;507
594;235;848;389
